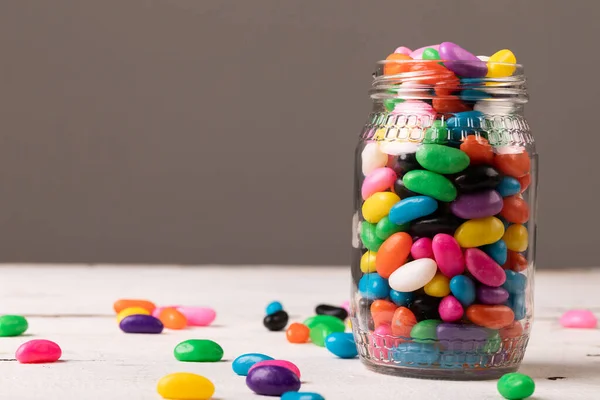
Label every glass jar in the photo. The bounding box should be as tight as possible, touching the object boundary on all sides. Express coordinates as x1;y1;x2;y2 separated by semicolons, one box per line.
350;58;536;380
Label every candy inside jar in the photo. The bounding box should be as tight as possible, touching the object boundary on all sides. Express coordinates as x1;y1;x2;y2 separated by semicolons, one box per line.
351;42;535;380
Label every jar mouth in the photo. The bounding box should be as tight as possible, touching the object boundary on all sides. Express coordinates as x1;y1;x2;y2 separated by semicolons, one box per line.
372;60;528;104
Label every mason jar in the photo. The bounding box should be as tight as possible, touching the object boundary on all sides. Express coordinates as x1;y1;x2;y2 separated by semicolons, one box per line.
350;56;535;380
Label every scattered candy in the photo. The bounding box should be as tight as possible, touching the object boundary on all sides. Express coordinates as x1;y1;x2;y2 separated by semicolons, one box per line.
559;309;598;329
15;339;61;364
117;307;150;323
152;305;180;318
309;323;334;347
174;339;224;362
233;353;274;376
325;332;358;358
157;372;214;400
286;323;310;343
177;307;216;327
246;365;301;396
281;392;325;400
249;360;301;378
159;308;187;330
0;315;28;337
315;304;348;321
113;299;156;314
264;310;289;331
266;301;284;315
497;372;535;400
119;314;164;334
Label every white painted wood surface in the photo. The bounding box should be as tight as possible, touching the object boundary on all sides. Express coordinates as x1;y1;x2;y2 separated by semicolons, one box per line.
0;265;599;400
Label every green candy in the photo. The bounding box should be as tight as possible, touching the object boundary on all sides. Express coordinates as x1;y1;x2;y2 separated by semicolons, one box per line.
410;319;441;343
422;48;441;61
403;170;457;202
416;144;470;174
424;121;449;144
497;373;535;400
360;221;384;251
0;315;28;337
309;323;333;347
375;216;409;240
173;339;224;362
483;331;502;353
303;315;345;333
384;89;405;111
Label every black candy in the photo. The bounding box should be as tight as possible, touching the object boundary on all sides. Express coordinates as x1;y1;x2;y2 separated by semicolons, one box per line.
409;215;464;238
315;304;349;321
409;295;441;321
393;178;419;199
453;165;501;193
263;310;289;331
392;153;420;177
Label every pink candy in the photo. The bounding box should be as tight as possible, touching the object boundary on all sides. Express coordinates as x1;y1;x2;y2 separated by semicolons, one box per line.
16;339;62;364
432;234;465;277
177;307;216;326
560;309;598;329
249;360;301;378
394;46;412;55
361;167;397;200
465;248;506;287
439;295;464;322
341;300;350;313
411;237;434;259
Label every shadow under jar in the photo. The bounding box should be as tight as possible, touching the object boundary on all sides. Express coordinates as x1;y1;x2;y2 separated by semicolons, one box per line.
350;59;536;380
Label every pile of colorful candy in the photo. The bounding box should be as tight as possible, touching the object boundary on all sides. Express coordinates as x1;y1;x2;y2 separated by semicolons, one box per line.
353;41;533;372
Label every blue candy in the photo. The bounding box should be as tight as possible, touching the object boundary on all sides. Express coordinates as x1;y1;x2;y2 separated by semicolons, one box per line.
281;393;325;400
460;89;490;101
388;196;438;225
503;270;527;294
496;177;521;197
390;290;414;306
449;275;476;307
508;293;526;320
481;239;508;266
447;111;485;130
358;273;390;300
325;332;358;359
393;343;440;366
265;301;283;315
232;353;273;376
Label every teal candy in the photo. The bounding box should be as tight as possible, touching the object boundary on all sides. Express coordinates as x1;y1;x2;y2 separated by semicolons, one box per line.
393;343;440;365
360;221;384;252
449;275;476;307
388;196;438;225
496;177;521;197
509;293;526;320
390;290;414;306
281;393;325;400
358;273;390;300
460;89;490;101
265;301;283;315
481;240;508;266
232;353;274;376
325;332;358;359
503;270;527;294
447;111;485;137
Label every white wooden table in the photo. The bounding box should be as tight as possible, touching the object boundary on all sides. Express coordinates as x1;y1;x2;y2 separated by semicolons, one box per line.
0;265;599;400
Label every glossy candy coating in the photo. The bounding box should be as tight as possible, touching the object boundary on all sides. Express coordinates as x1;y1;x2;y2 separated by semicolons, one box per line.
403;170;457;202
16;340;61;364
266;301;283;315
174;339;224;362
157;373;214;400
233;353;274;376
362;192;401;223
159;308;187;330
497;372;535;400
250;360;301;378
286;323;310;343
376;232;413;278
388;258;438;292
264;310;289;331
0;315;28;337
325;332;358;358
315;304;348;320
246;365;301;396
120;315;164;334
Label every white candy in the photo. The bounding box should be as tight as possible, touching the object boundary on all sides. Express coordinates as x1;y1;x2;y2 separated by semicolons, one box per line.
379;142;419;156
388;258;438;292
474;101;516;116
361;142;388;175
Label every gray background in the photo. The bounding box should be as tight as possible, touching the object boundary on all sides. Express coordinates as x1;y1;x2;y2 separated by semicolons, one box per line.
0;1;597;267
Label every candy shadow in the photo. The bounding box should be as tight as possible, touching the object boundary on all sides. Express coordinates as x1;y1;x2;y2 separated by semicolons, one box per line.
519;361;600;380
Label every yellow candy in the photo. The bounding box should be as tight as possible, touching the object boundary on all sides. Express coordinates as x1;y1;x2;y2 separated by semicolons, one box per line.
361;192;400;223
487;49;517;78
360;251;377;273
424;273;451;297
157;373;214;400
503;224;528;252
116;307;150;323
454;216;505;248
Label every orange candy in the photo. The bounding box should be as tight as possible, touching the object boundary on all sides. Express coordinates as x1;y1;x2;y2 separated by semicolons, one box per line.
517;173;531;193
466;304;514;329
391;307;417;338
460;136;494;165
432;96;471;114
370;300;398;328
499;320;524;339
159;308;187;330
113;299;156;314
383;53;414;76
494;152;531;178
286;323;310;343
375;232;413;279
503;251;528;272
434;73;461;95
499;195;530;224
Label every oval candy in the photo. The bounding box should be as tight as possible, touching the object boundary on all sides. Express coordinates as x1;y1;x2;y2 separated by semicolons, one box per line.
439;42;487;77
388;258;438;292
375;216;409;240
416;144;470;174
424;273;451;297
174;339;224;362
410;295;442;321
393;177;419;198
500;195;529;224
286;323;310;343
449;275;476;307
432;233;465;277
361;142;388;176
477;286;510;305
303;315;346;333
325;332;358;359
113;299;156;314
264;310;289;331
246;365;301;397
360;250;377;273
504;251;528;272
391;306;417;337
120;315;164;334
481;239;508;266
495;152;531;178
15;340;61;364
281;392;325;400
250;360;301;378
465;248;506;287
375;232;413;278
390;290;415;307
453;165;502;193
157;373;214;400
361;167;397;200
389;196;438;225
362;192;401;223
450;190;503;219
497;372;535;400
487;49;517;78
438;295;464;322
496;177;521;197
370;299;397;328
159;308;187;330
358;273;390;300
233;353;274;376
459;136;494;165
403;170;457;202
466;305;515;329
177;307;216;327
117;307;151;323
315;304;348;321
454;216;505;248
266;301;283;315
392;153;420;177
409;215;463;238
360;221;384;252
0;315;28;337
410;319;441;342
411;237;434;259
503;224;528;252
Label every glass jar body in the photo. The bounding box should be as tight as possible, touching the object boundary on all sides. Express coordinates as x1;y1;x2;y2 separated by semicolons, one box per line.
350;91;536;380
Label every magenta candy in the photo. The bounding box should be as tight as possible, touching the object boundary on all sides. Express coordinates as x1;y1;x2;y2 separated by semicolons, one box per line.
410;44;440;59
560;309;598;329
342;300;350;313
394;46;412;55
152;305;180;318
477;285;510;305
450;190;504;219
372;324;392;358
432;234;465;277
16;339;62;364
177;307;216;326
361;167;398;200
438;295;464;322
438;42;487;78
411;237;434;259
465;248;506;287
249;360;301;378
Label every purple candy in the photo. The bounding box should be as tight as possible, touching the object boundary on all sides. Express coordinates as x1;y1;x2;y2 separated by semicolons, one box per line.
246;365;301;396
450;190;503;219
119;315;163;334
439;42;488;78
436;323;490;351
477;285;510;305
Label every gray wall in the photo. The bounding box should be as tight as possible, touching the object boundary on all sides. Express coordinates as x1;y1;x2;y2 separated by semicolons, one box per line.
0;1;597;267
